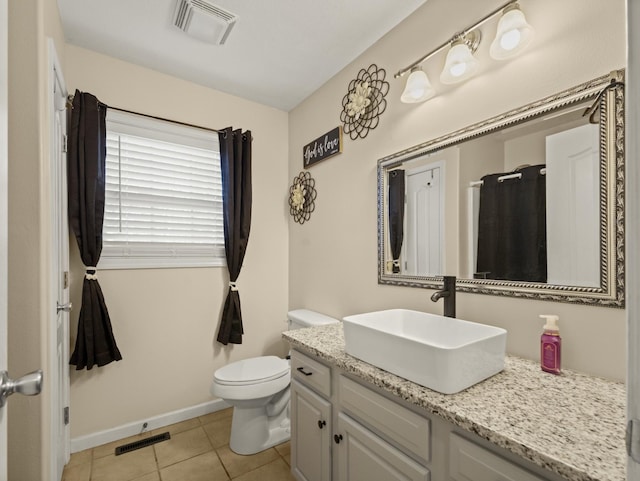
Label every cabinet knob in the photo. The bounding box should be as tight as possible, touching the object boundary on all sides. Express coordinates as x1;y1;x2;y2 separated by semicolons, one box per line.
296;367;313;376
317;420;326;429
334;434;343;444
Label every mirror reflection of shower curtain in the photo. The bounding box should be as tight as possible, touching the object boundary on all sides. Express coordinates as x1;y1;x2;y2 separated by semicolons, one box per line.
388;169;405;273
476;165;547;282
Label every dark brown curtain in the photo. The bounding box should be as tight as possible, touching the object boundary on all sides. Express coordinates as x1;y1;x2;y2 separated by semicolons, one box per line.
476;164;547;282
68;90;122;370
388;169;405;273
217;127;252;345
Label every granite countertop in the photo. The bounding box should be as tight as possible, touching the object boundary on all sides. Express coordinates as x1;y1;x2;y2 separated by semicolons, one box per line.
283;323;626;481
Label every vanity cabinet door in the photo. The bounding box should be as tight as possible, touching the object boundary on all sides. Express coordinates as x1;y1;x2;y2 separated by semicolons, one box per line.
449;433;545;481
291;379;332;481
339;375;430;464
335;413;430;481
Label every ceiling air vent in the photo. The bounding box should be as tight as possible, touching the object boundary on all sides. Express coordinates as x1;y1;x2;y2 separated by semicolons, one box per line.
173;0;237;45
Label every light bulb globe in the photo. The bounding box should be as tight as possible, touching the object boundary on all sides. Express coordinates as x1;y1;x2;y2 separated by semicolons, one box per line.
490;5;534;60
400;68;435;103
440;42;479;85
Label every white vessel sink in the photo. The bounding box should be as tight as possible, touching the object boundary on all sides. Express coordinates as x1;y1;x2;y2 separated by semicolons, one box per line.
342;309;507;394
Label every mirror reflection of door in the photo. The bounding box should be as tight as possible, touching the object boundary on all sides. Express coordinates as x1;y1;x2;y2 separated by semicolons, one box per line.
404;162;444;276
545;123;600;287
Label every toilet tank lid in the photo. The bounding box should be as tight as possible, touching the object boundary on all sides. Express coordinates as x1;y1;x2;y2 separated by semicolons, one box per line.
287;309;340;327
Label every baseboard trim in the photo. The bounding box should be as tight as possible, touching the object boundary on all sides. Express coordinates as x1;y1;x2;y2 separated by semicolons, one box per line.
70;398;231;453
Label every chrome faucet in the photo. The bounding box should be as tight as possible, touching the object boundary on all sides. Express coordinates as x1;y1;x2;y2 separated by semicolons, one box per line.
430;275;456;318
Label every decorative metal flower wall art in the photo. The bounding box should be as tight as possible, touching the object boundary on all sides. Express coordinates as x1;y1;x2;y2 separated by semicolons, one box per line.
288;171;317;224
340;64;389;140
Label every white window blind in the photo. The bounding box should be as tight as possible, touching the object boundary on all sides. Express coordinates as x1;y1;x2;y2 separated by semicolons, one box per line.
100;110;225;269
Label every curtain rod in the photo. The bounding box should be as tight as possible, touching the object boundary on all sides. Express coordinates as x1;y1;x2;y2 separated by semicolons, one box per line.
66;95;220;134
469;168;546;187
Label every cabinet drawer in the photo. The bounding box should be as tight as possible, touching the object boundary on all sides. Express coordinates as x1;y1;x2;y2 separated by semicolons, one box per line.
339;375;430;463
449;433;545;481
291;349;332;397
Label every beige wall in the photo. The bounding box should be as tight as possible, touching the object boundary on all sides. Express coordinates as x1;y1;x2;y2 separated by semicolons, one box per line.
288;0;626;381
64;45;290;438
8;0;66;478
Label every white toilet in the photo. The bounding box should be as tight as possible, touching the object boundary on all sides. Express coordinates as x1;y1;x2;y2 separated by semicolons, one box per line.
211;309;339;455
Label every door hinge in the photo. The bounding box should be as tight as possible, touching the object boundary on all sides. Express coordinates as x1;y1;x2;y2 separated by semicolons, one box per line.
63;271;69;289
627;419;640;462
64;406;70;425
62;134;68;153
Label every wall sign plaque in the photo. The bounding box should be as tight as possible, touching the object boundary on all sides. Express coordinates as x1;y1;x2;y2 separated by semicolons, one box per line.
303;126;343;168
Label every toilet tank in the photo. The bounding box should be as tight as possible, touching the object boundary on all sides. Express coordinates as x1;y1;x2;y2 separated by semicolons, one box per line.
287;309;339;330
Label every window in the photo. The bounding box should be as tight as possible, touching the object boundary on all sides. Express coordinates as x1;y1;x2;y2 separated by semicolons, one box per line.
100;110;225;269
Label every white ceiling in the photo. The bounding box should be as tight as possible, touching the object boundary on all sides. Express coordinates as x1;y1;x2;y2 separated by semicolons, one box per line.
57;0;428;111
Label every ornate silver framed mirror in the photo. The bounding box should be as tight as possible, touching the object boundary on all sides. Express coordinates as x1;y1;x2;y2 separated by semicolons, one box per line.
377;70;624;308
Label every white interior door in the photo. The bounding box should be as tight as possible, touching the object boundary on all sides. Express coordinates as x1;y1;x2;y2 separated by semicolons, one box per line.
49;41;70;480
404;163;443;276
545;124;600;287
0;0;9;478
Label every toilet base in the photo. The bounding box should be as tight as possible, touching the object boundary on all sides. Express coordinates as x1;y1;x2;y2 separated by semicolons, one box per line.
229;400;291;455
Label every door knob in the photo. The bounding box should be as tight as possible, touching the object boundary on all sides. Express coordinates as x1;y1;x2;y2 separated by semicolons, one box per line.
56;302;72;313
0;370;43;408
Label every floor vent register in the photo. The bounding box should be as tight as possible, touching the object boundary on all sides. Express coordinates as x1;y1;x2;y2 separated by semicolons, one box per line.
115;432;171;456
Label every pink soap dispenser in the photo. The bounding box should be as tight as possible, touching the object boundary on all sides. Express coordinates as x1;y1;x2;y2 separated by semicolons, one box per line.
540;314;561;374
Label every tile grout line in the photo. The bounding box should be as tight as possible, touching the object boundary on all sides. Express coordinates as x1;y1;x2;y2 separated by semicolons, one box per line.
198;413;233;480
152;441;162;481
212;447;232;480
88;448;93;481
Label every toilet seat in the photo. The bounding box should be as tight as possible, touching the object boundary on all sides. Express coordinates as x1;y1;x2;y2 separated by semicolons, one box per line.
212;356;291;400
214;356;289;385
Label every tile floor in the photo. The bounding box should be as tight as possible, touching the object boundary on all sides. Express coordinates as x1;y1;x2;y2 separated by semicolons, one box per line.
62;408;296;481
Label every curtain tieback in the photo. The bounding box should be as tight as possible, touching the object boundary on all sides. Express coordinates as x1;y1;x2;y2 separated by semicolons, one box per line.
85;267;98;280
229;281;238;291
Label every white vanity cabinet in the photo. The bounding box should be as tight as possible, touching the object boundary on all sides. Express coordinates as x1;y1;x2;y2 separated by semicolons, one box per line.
290;348;561;481
291;349;432;481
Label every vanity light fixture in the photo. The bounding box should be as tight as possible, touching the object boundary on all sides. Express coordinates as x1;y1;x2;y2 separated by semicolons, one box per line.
400;66;436;103
396;0;534;103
